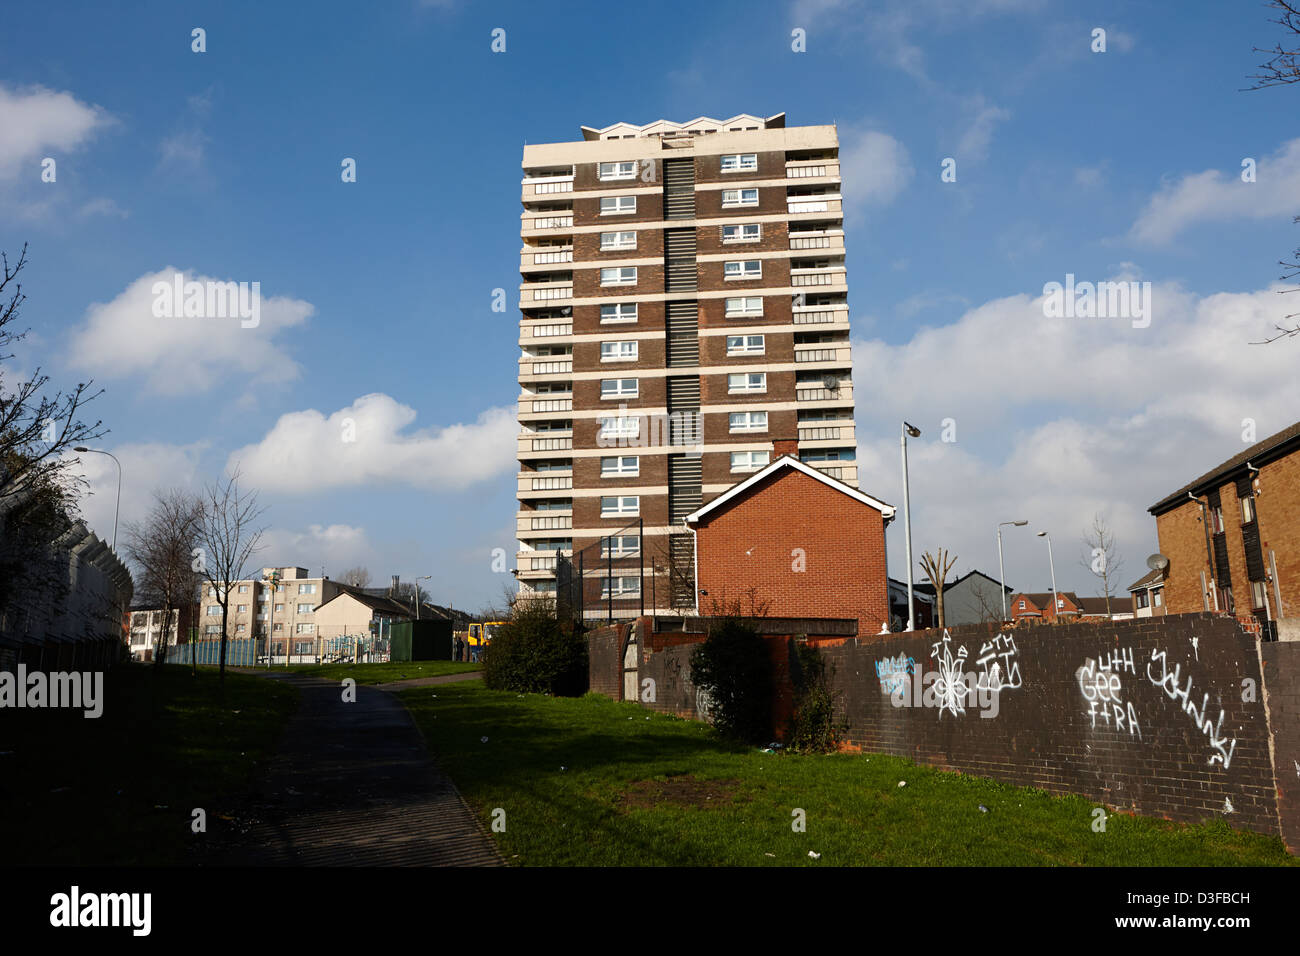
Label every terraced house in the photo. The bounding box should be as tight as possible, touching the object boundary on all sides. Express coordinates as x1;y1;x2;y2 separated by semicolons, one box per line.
514;113;857;617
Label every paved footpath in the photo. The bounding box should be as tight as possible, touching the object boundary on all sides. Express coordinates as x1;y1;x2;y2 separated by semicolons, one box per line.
222;673;502;866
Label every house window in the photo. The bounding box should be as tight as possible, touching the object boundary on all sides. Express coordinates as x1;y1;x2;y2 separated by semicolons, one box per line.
601;535;641;557
297;603;314;614
600;495;639;517
601;456;639;477
730;451;770;473
601;576;641;598
600;303;638;324
600;196;636;215
1209;504;1225;534
722;223;761;243
720;153;758;172
1152;588;1163;607
1056;599;1065;609
598;416;640;441
1241;495;1256;523
1252;580;1268;609
724;260;762;280
1018;600;1026;610
1136;590;1150;609
294;641;314;654
598;161;637;181
600;341;638;362
600;378;638;399
728;372;766;393
600;231;636;250
600;266;637;286
729;411;768;433
725;296;763;316
722;188;759;207
726;334;765;355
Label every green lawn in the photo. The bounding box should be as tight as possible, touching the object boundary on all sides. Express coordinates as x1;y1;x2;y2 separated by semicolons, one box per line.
274;660;481;685
400;680;1298;867
0;663;297;865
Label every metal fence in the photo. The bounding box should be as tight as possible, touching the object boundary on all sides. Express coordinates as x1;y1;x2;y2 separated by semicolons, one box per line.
168;638;259;667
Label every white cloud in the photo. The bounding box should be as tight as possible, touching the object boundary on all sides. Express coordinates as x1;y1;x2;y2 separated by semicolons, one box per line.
956;96;1011;163
852;277;1300;596
65;268;313;394
227;393;518;493
839;129;913;213
1130;138;1300;244
0;84;112;180
258;523;373;576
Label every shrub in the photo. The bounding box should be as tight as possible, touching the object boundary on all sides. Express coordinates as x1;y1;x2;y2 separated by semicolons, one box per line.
481;598;587;696
785;643;849;753
689;615;772;743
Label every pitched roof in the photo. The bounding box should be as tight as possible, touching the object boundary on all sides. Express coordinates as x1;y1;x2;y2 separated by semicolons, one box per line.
1012;591;1081;607
684;455;895;525
318;587;413;618
1127;568;1165;591
1149;420;1300;515
1075;597;1117;616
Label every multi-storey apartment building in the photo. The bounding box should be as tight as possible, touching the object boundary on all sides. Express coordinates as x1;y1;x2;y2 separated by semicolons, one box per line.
199;566;344;661
515;113;857;618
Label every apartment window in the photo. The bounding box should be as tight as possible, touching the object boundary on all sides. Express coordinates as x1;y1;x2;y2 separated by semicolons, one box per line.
600;378;638;399
600;303;638;324
534;460;571;472
601;341;638;362
534;539;572;552
722;188;759;207
1241;495;1256;523
725;260;762;280
728;372;767;393
236;624;246;633
730;451;770;473
601;495;639;517
275;603;284;613
725;296;763;316
534;499;570;511
207;605;220;616
720;153;758;172
236;604;248;613
598;416;641;441
729;411;769;433
600;266;637;286
600;231;636;250
238;584;249;593
722;223;761;243
598;161;637;181
274;623;283;631
1209;503;1225;534
205;624;220;635
298;583;316;594
600;196;637;215
601;535;641;558
294;641;314;654
601;576;641;598
297;603;314;614
295;623;315;634
726;334;765;355
801;448;856;462
601;456;639;477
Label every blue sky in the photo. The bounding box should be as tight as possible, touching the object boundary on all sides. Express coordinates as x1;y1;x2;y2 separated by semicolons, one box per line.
3;0;1298;609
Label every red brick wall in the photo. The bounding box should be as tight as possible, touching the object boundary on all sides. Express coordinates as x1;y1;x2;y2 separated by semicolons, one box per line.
692;467;890;636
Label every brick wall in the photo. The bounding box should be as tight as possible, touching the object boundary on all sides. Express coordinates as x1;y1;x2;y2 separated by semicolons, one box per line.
1261;639;1300;852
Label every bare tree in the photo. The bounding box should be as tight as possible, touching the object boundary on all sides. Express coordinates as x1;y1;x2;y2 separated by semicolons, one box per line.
125;489;203;668
919;549;957;629
1080;511;1126;615
196;469;267;685
339;566;371;588
1244;3;1300;343
0;245;106;501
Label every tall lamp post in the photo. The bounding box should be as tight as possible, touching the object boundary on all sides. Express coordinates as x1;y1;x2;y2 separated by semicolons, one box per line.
73;447;121;553
900;422;921;631
263;569;281;667
415;575;432;620
997;520;1028;621
1037;531;1058;621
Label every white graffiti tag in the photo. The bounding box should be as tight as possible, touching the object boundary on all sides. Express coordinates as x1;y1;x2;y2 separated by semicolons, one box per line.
930;631;969;718
1147;649;1237;769
975;633;1022;692
1077;654;1142;738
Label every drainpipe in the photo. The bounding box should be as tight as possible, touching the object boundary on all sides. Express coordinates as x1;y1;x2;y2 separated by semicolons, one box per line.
1189;492;1217;608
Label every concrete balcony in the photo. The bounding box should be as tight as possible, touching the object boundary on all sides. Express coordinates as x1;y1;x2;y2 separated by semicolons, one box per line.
521;213;574;235
787;195;842;215
521;247;574;270
790;266;847;289
519;284;573;305
519;322;573;344
785;161;841;182
515;550;570;575
807;462;858;484
521;177;574;200
518;472;573;495
519;358;573;378
798;424;856;444
518;433;573;456
796;383;855;404
518;513;573;534
788;233;845;253
518;396;573;415
793;345;852;365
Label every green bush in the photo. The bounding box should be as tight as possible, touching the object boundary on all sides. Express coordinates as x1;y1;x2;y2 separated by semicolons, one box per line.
689;616;772;743
785;643;849;753
481;599;587;696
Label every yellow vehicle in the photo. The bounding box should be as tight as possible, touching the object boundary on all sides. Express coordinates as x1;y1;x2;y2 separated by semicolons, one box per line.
465;621;505;661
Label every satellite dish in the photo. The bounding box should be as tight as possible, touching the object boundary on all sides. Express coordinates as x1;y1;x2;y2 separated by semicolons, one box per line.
1146;553;1169;572
821;374;840;390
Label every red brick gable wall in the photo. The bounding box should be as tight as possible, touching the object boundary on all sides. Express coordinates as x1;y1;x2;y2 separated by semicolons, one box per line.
692;467;889;636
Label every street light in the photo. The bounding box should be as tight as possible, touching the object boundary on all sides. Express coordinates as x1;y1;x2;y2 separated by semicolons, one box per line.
414;575;432;620
73;447;121;553
1037;531;1058;621
263;568;281;667
997;520;1029;621
901;422;921;631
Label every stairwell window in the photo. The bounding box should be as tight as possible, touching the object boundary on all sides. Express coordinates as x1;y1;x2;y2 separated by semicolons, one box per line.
600;378;638;399
721;153;758;172
725;296;763;317
600;266;637;286
598;161;637;181
600;196;637;215
601;456;639;477
601;576;641;598
729;411;768;433
722;188;759;207
600;303;638;324
600;495;640;517
726;334;765;355
724;260;762;280
722;223;761;243
728;372;766;393
600;231;637;250
600;341;638;362
730;451;770;473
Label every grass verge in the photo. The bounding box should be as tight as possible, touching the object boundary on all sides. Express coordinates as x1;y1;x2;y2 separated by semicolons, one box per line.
0;663;297;865
400;680;1297;867
274;660;481;684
